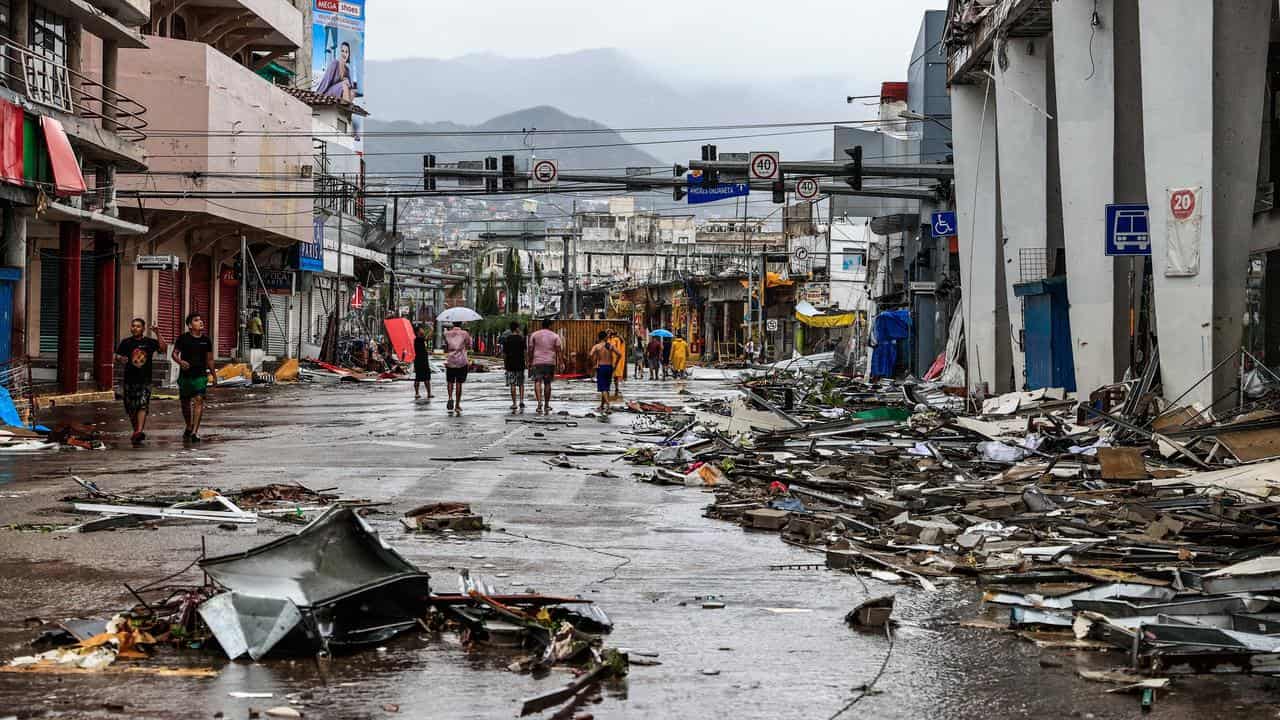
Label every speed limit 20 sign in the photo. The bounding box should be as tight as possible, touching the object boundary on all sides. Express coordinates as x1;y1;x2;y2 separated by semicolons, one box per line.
748;151;781;181
795;177;821;200
530;159;559;188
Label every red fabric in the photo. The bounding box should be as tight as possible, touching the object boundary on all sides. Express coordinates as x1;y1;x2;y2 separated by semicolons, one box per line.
383;317;415;363
923;352;946;381
0;99;22;184
41;117;85;196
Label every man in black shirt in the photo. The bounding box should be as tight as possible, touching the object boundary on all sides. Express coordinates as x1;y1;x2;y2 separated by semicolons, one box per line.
172;312;216;443
114;318;166;446
503;321;526;413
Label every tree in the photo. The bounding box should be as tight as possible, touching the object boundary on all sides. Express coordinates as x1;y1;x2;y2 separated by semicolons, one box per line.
509;253;524;313
481;270;500;316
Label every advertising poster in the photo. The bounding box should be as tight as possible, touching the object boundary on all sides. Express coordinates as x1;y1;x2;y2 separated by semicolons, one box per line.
312;0;366;147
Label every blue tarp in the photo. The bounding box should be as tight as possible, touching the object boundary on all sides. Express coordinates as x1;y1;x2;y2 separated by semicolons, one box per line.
870;310;913;378
0;386;23;428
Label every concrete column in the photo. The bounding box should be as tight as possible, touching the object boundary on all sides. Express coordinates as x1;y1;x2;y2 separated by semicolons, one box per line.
93;231;115;390
3;208;26;362
101;39;118;132
1139;0;1270;408
57;222;80;393
952;79;1011;393
994;37;1050;390
1053;0;1117;395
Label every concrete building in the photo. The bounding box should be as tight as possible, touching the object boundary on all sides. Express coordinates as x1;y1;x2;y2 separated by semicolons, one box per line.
112;0;312;373
4;0;153;395
945;0;1276;408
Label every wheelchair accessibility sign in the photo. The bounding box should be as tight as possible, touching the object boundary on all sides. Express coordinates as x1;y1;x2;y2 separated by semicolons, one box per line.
1105;203;1151;256
930;211;957;238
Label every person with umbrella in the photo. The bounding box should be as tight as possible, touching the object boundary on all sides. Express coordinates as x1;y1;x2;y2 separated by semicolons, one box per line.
437;307;482;414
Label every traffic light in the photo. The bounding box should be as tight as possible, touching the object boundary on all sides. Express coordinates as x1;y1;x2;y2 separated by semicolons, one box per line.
701;144;718;187
423;154;437;191
501;154;516;191
772;180;785;204
844;145;863;191
673;163;687;201
484;156;498;193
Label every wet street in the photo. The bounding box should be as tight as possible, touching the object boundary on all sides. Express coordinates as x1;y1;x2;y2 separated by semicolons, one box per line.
2;372;1279;719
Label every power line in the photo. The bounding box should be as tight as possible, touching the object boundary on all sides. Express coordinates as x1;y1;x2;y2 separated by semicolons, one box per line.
142;118;886;139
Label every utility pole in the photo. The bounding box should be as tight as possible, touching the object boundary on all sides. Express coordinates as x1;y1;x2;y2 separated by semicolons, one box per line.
571;200;579;319
390;197;399;317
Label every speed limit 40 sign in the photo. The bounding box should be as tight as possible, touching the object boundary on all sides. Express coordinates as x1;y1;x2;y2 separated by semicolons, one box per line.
795;177;820;200
748;151;781;181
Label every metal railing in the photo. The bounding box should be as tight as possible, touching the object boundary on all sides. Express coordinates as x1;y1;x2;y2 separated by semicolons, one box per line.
0;36;148;142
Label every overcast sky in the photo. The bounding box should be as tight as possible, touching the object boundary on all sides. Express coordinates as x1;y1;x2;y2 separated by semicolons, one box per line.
365;1;947;80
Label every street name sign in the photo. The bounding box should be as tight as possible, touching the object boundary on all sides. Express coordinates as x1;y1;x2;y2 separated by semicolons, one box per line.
687;174;749;205
136;255;179;271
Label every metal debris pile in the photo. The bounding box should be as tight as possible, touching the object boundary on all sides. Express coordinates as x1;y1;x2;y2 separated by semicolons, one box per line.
622;360;1280;705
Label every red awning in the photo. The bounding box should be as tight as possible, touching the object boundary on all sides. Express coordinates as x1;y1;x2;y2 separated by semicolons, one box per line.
40;117;85;196
0;99;22;185
384;317;415;362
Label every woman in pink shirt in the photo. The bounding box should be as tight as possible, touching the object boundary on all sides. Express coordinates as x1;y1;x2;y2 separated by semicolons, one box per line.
443;322;472;415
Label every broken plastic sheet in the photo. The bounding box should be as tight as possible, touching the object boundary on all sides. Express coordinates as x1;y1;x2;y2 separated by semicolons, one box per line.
938;305;966;388
977;435;1043;462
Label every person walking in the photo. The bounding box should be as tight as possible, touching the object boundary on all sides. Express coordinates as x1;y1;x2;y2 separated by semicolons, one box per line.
645;334;662;380
671;333;690;379
590;331;621;413
661;335;673;380
443;321;472;414
503;321;527;413
527;318;563;415
606;329;626;399
632;332;646;379
172;312;215;443
114;318;166;446
247;311;264;350
412;324;433;401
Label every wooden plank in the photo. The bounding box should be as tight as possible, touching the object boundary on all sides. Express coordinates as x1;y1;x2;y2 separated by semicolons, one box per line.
1217;427;1280;463
1097;448;1148;481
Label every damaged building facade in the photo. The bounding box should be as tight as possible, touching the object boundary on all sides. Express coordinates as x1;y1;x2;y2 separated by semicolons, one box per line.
946;0;1280;408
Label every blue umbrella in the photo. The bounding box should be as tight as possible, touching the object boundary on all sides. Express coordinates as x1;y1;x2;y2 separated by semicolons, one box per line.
650;329;674;338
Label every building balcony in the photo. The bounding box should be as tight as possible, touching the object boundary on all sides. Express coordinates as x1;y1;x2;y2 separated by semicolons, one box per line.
0;34;148;170
115;35;311;244
945;0;1052;84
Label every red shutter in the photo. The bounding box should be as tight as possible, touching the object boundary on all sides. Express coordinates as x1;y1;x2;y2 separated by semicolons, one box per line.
218;270;237;357
189;255;212;321
157;267;184;342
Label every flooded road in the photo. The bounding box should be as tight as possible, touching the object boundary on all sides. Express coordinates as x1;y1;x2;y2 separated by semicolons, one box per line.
1;372;1278;718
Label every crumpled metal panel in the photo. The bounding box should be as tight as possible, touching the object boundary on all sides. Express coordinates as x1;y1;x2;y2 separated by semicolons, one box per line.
200;506;429;608
198;592;303;661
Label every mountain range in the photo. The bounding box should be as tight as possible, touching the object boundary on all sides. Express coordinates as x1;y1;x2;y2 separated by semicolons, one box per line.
362;48;859;166
363;106;663;179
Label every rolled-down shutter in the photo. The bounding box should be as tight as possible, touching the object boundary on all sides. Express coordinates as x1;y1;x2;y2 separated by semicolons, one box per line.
38;249;96;357
217;275;238;358
189;255;212;324
264;294;289;357
157;267;184;343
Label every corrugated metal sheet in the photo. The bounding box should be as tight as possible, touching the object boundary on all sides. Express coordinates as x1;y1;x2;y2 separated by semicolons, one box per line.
551;319;631;376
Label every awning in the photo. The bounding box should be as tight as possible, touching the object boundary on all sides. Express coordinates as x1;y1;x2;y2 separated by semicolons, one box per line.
40;117;85;196
0;98;21;185
795;310;856;328
739;272;794;290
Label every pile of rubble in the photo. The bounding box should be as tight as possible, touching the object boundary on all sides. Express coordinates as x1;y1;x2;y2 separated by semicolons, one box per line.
622;358;1280;704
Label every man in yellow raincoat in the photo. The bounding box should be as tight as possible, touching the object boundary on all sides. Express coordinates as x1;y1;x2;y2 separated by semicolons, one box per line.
670;333;690;378
607;329;626;397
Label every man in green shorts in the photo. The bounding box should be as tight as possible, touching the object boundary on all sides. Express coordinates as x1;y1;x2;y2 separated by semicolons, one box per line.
172;312;216;443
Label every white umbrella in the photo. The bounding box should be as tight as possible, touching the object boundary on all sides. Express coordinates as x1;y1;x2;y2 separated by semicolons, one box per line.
436;307;483;323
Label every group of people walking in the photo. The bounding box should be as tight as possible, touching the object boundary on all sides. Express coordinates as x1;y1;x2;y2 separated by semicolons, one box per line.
632;332;690;381
114;312;217;446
